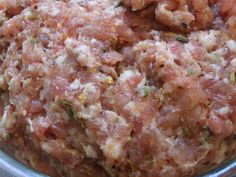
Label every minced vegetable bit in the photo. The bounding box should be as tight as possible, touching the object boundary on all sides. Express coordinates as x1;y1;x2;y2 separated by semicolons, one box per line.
176;35;189;43
0;0;236;177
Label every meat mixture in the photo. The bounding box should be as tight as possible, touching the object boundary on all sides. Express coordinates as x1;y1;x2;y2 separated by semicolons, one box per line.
0;0;236;177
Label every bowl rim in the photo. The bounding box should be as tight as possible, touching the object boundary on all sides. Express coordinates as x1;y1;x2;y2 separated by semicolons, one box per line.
0;150;49;177
199;158;236;177
0;149;235;177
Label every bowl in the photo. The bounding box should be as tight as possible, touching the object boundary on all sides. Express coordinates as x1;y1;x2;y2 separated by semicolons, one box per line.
0;149;235;177
0;150;48;177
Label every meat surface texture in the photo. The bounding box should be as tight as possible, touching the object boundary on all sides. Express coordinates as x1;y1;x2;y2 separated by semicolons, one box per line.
0;0;236;177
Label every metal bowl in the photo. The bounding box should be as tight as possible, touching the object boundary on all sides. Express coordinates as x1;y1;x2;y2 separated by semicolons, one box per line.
0;149;235;177
0;150;48;177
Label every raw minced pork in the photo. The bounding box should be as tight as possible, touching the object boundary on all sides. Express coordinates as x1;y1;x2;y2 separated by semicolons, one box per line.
0;0;236;177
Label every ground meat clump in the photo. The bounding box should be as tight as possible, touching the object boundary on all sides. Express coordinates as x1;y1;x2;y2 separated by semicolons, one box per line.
0;0;236;177
122;0;236;33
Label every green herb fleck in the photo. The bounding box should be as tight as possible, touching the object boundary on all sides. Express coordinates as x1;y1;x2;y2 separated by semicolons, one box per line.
229;72;235;84
59;100;74;118
0;54;4;61
187;68;201;77
210;53;221;63
74;112;82;119
176;35;189;43
137;86;150;97
31;37;38;44
182;124;191;138
17;0;25;7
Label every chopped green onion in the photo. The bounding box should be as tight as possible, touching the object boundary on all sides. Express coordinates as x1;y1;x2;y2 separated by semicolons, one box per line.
182;124;191;138
59;100;74;118
74;112;82;119
187;69;201;77
59;100;83;120
209;53;221;63
229;72;235;84
0;54;4;61
176;35;189;43
137;86;150;97
31;37;38;44
17;0;25;7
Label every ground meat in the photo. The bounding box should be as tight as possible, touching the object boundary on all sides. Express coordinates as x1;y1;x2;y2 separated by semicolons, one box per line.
121;0;232;32
0;0;236;177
